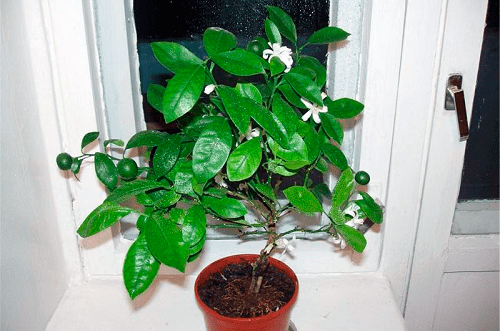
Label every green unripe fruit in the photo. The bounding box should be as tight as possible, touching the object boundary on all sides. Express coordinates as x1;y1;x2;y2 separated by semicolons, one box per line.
355;171;370;185
247;39;266;56
56;153;73;170
117;158;139;180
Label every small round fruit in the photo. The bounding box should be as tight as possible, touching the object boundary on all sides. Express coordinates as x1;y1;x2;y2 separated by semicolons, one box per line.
247;40;266;56
355;171;370;185
117;158;139;180
56;153;73;170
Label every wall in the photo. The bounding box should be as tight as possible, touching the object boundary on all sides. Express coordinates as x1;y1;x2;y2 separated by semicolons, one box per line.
0;0;80;329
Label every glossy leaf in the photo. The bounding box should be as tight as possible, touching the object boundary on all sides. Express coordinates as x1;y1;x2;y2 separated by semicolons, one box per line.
147;84;165;112
278;84;307;109
265;19;281;45
81;132;99;151
328;207;346;225
332;168;355;208
126;131;169;149
188;234;206;262
272;94;300;136
268;133;308;163
105;180;170;203
153;134;181;178
307;27;350;45
227;137;262;182
284;72;323;106
202;196;247;219
356;192;383;224
203;27;237;56
249;182;277;201
297;121;320;163
77;202;136;237
320;113;344;145
192;118;232;182
336;224;366;253
326;97;364;119
235;83;263;104
283;186;323;213
211;49;265;76
312;183;332;201
181;204;206;246
251;106;290;149
298;56;327;88
162;64;205;124
153;190;181;208
267;160;297;177
218;86;252;134
183;116;221;140
321;143;348;171
151;42;202;73
270;57;286;76
94;152;118;189
267;6;297;43
145;214;190;272
103;139;124;149
123;234;160;300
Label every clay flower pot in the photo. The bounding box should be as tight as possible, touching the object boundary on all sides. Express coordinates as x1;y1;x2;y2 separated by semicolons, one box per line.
195;254;299;331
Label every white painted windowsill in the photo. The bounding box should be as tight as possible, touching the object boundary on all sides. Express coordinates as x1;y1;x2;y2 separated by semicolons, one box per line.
46;273;406;331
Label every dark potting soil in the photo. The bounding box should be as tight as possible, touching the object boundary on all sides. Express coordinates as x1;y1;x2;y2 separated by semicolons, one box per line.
198;261;295;318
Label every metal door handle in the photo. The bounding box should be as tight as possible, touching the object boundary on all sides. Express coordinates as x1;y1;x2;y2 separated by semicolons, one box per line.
445;74;469;141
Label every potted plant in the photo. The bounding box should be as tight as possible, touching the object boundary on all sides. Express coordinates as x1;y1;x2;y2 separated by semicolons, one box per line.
56;6;383;330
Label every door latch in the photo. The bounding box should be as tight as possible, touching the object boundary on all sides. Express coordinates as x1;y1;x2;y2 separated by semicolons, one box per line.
445;74;469;141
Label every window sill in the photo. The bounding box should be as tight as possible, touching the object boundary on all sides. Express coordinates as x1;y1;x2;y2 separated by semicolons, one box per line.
46;273;406;330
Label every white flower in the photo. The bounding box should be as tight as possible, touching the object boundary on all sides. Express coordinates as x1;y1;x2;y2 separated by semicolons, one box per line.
331;235;347;250
263;235;297;257
262;42;293;73
245;125;261;140
343;203;364;229
301;92;328;124
204;84;215;95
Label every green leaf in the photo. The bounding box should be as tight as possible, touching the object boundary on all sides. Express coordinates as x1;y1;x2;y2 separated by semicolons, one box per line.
94;152;118;189
211;49;265;76
153;134;181;178
123;234;160;300
320;113;344;145
265;19;281;44
153;190;181;208
192;118;232;182
307;27;350;45
267;160;297;176
357;192;383;224
151;42;202;73
162;64;205;124
126;131;169;149
103;139;124;149
298;56;327;88
270;56;286;76
202;196;247;219
285;72;323;106
282;160;309;170
145;214;190;272
278;84;307;109
268;133;308;163
235;83;263;104
312;183;332;201
81;132;99;151
251;107;290;149
315;157;329;173
272;94;300;136
266;6;297;43
183;116;221;140
203;27;237;57
297;121;320;163
332;168;355;208
326;97;364;119
336;224;367;253
283;186;323;214
321;143;348;171
71;158;82;174
188;234;206;262
181;204;206;246
249;182;277;201
218;86;252;134
105;180;170;203
328;207;346;225
77;202;136;237
227;138;262;182
147;84;165;112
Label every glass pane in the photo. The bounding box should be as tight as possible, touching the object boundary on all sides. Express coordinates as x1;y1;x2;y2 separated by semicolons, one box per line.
452;0;499;235
133;0;329;130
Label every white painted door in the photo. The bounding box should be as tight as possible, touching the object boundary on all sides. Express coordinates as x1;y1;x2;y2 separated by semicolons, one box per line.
402;0;498;330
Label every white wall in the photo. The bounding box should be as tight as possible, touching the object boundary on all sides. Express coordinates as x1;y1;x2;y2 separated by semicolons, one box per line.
1;1;81;329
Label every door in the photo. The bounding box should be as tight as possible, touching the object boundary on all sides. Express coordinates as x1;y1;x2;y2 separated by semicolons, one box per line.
403;0;498;330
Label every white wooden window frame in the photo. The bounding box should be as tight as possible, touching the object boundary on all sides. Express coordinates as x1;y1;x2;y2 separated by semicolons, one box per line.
48;0;410;303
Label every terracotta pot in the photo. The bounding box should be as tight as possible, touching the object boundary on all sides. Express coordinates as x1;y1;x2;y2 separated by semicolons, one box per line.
195;254;299;331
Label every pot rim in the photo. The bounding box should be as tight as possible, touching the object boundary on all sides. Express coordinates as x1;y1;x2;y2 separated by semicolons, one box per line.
194;254;299;323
